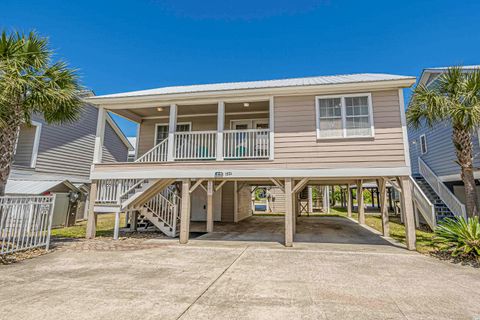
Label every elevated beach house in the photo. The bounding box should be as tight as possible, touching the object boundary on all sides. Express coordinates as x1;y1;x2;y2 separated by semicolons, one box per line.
85;73;419;248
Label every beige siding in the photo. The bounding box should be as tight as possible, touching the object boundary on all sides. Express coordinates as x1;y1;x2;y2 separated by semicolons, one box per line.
237;184;252;221
134;89;405;169
221;182;234;222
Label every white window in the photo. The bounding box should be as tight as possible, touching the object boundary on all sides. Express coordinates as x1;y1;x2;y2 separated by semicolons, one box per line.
420;134;427;154
315;93;374;139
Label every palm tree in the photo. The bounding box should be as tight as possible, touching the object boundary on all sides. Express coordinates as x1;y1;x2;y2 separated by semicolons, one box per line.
407;66;480;218
0;31;82;195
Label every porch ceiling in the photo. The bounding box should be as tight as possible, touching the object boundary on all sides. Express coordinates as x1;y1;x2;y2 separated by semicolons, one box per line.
113;100;269;120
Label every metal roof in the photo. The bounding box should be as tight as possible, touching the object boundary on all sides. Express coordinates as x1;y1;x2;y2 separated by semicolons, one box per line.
5;180;78;195
91;73;415;99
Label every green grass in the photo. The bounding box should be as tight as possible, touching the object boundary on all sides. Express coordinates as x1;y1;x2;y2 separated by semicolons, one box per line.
330;207;436;253
50;214;125;238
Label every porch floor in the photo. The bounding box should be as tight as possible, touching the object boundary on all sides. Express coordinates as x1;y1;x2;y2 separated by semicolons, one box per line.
190;215;394;246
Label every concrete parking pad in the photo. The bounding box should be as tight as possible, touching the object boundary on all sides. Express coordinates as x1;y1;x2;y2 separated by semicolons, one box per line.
1;236;479;319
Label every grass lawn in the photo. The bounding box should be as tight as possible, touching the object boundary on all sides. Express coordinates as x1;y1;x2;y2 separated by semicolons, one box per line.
330;207;436;253
50;214;125;238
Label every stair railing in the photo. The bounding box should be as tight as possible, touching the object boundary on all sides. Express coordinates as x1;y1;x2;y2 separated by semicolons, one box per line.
418;158;467;219
136;138;168;163
144;189;180;234
410;177;436;229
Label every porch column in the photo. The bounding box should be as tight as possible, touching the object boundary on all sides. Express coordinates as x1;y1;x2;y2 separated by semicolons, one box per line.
130;211;138;231
216;101;225;161
347;184;352;218
379;179;389;236
307;186;313;213
398;176;416;250
284;178;294;247
179;179;191;244
93;107;106;164
86;181;98;239
269;96;275;160
323;186;330;213
233;181;239;222
167;104;177;162
357;180;365;225
206;180;214;232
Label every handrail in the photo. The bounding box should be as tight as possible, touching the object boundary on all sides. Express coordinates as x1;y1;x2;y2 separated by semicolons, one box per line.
223;129;270;159
410;176;436;229
174;131;217;160
418;158;467;219
136;138;168;162
118;179;146;203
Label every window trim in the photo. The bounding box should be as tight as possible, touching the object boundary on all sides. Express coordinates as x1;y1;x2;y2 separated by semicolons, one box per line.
419;134;427;154
315;93;375;140
154;122;192;145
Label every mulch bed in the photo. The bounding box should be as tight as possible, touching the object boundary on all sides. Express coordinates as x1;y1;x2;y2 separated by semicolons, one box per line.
0;248;51;265
429;250;480;268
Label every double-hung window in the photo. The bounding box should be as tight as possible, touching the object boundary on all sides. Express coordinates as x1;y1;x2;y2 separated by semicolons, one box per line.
316;93;374;139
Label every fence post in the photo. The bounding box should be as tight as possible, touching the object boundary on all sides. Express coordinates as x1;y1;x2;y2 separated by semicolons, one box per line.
45;194;56;251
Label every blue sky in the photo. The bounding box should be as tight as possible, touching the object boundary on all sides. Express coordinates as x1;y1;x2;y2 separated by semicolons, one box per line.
3;0;480;136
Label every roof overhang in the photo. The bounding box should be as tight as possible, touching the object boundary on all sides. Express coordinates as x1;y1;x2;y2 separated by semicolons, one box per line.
85;78;416;110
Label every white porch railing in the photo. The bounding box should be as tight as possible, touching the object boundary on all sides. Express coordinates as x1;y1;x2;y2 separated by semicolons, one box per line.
96;179;143;205
174;131;217;160
136;138;168;162
223;129;270;159
410;177;436;229
0;195;55;255
418;158;467;219
144;187;181;235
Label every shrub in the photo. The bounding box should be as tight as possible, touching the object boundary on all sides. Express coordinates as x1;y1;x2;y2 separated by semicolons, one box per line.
434;217;480;259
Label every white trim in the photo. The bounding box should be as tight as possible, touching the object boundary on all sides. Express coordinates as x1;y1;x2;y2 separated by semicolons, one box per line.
90;165;411;180
269;96;275;161
216;101;225;161
134;124;141;160
167;104;177;162
142;110;269;120
315;92;374;140
419;134;427;155
30;121;42;168
398;88;411;170
154;121;192;146
93;107;106;164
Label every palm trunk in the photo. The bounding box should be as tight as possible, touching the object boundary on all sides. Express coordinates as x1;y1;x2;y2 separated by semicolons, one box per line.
452;127;479;218
0;113;21;196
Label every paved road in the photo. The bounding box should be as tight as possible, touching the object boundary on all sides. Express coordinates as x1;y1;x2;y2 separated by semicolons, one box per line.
1;221;479;319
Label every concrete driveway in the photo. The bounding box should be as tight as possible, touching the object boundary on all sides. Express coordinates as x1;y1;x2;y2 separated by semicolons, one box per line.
1;217;479;320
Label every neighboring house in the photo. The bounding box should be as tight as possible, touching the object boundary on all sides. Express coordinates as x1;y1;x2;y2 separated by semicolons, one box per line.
408;66;479;223
86;73;419;248
7;91;133;227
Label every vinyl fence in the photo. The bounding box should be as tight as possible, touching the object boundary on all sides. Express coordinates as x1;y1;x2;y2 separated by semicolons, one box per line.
0;195;55;255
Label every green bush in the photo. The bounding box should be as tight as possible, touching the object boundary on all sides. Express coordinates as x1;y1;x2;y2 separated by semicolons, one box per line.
434;217;480;259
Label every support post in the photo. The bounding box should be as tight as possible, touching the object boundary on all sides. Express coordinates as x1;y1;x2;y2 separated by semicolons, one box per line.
179;179;191;244
323;186;330;213
357;180;365;225
347;184;352;218
233;181;239;222
130;211;138;231
167;104;177;162
398;176;416;250
113;210;121;240
206;180;214;232
86;181;98;239
307;186;313;214
93;107;106;164
379;179;389;236
284;178;294;247
216;101;225;161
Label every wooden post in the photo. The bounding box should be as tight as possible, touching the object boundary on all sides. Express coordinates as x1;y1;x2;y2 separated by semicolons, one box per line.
206;180;214;232
113;210;121;240
86;181;98;239
379;179;389;236
179;179;191;244
398;176;416;250
292;187;297;235
307;186;313;214
216;101;225;161
284;178;294;247
130;211;138;232
347;184;352;218
233;181;239;222
167;104;177;162
93;107;106;164
357;180;365;224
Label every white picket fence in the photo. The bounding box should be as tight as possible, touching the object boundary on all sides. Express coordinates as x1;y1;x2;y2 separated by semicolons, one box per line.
0;195;56;255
